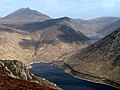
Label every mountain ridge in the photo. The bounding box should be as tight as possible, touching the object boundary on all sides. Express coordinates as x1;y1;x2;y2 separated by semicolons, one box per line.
0;17;90;64
71;17;120;36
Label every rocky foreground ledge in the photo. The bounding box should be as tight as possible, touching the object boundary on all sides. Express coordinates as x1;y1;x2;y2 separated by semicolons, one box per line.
0;60;61;90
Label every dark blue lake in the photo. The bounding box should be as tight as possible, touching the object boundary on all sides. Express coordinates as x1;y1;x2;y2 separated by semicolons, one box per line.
89;34;103;41
29;63;119;90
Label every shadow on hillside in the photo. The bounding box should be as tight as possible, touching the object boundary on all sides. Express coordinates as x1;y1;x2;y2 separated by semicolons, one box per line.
19;39;34;49
57;25;89;43
0;27;15;33
5;20;59;32
19;39;55;49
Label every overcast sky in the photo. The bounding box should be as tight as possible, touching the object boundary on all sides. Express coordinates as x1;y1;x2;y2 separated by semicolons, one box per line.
0;0;120;19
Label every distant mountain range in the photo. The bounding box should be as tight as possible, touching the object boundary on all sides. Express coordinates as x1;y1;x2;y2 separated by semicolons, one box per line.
0;8;119;36
88;17;120;30
98;19;120;36
71;17;120;36
71;19;98;36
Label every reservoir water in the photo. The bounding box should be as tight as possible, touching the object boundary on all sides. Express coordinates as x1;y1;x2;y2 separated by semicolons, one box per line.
29;63;119;90
89;34;103;41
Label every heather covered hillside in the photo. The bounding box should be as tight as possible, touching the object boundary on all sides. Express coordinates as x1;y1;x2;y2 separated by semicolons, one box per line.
1;17;90;63
64;28;120;88
98;19;120;36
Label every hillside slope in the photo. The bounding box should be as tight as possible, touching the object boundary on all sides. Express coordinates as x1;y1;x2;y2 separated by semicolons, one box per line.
71;17;120;36
2;17;90;62
65;28;120;87
0;25;35;64
98;19;120;36
71;19;97;36
88;17;120;30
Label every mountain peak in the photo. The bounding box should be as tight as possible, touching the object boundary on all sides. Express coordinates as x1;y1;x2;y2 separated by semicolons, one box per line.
58;17;70;21
1;8;50;22
57;17;71;22
25;7;30;10
18;7;32;12
47;17;71;25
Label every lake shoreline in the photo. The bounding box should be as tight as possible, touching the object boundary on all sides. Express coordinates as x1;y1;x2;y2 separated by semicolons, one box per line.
28;61;120;90
53;61;120;89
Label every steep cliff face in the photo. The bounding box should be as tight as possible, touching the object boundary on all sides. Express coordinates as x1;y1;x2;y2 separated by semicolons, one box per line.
0;60;61;90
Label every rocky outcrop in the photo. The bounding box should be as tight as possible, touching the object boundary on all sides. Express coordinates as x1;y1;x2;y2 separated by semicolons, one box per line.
0;60;35;81
0;60;61;90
